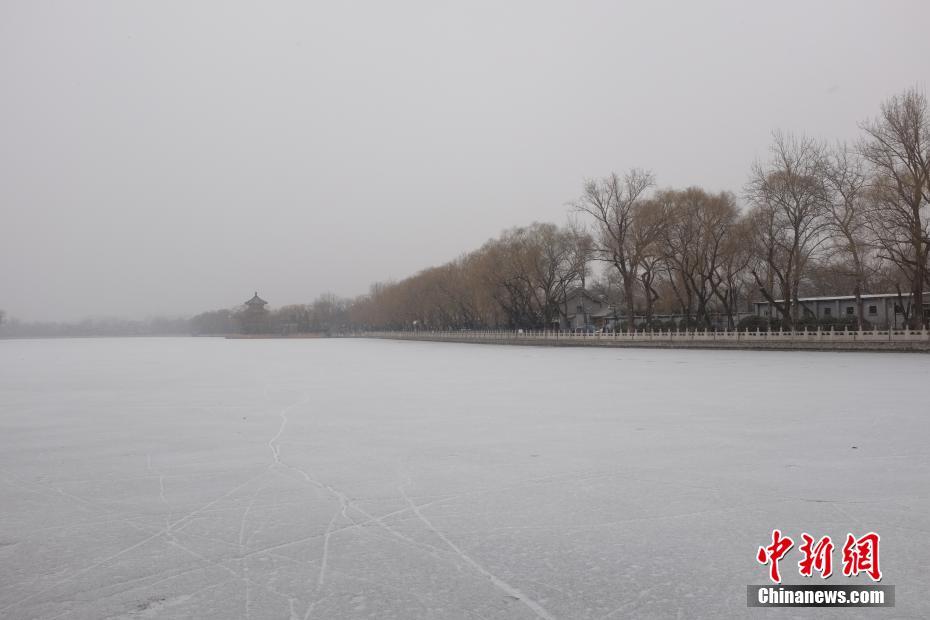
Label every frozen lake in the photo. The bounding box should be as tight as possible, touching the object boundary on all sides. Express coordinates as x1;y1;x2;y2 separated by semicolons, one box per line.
1;337;927;619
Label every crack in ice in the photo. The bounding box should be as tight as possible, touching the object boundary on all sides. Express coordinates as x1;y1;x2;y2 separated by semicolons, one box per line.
398;478;557;620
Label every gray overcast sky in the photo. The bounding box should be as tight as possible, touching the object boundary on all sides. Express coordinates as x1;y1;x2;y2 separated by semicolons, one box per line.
2;1;928;321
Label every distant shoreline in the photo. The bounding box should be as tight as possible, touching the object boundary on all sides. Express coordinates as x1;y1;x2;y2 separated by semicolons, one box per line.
348;331;930;353
224;333;327;339
3;332;927;352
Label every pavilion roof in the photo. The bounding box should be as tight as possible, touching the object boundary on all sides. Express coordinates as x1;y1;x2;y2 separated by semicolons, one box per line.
244;292;267;306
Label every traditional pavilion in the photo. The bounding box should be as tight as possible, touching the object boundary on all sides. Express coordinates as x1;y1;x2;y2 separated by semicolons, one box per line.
239;292;269;334
244;292;267;310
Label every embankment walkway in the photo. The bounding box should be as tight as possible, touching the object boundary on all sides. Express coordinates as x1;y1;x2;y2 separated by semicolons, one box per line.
348;328;930;352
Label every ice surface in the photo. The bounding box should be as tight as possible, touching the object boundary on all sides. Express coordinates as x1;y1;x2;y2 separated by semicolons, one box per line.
0;337;927;619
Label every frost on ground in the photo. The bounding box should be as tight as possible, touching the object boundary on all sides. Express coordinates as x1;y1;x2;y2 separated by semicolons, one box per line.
0;337;927;619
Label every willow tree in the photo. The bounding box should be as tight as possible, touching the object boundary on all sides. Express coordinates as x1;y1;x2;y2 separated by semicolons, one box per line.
658;188;740;327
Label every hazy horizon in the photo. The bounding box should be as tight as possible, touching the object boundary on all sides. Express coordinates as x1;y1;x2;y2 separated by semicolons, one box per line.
3;1;929;322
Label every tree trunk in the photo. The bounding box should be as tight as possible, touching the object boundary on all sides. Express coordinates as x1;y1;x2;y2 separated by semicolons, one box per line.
854;283;863;331
623;277;636;332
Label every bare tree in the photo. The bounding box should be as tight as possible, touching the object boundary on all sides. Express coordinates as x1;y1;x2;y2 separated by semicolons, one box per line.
821;143;873;328
555;220;595;327
472;226;559;329
574;169;656;328
745;131;830;328
859;87;930;328
659;188;739;327
631;198;666;324
309;293;350;332
481;228;544;328
433;256;499;329
531;223;585;327
713;215;754;327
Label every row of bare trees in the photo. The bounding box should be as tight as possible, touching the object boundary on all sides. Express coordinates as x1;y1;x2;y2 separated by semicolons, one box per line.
349;88;928;331
575;174;752;328
350;222;594;329
744;89;928;328
173;87;928;335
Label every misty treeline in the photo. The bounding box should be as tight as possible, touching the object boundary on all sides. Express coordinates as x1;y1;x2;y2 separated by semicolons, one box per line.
350;87;930;331
4;88;926;338
190;294;351;336
0;315;190;338
192;88;929;334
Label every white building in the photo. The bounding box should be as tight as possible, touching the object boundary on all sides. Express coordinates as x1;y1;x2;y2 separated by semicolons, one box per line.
753;292;930;328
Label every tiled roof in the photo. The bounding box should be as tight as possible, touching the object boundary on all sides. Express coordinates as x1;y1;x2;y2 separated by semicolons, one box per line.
244;292;267;306
755;292;930;305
